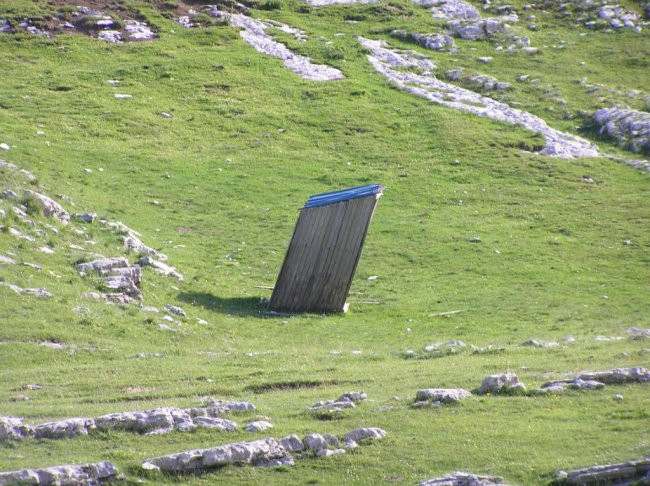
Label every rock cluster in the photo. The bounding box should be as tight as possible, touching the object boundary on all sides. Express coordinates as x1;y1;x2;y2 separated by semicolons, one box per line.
307;390;367;413
414;388;472;406
445;69;509;91
0;461;119;485
594;107;650;155
447;18;510;40
23;190;69;225
77;257;142;302
0;400;254;441
477;373;526;394
358;37;599;159
419;471;508;485
535;0;644;32
426;0;481;20
305;0;378;5
142;427;387;472
556;457;650;485
0;282;53;299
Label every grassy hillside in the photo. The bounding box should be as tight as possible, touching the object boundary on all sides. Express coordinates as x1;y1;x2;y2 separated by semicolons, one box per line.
0;0;648;483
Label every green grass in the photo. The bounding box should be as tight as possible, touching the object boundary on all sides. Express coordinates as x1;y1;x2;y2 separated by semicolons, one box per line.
0;0;649;484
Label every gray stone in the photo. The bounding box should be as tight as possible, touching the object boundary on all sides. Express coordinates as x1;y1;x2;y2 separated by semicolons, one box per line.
578;367;650;384
23;190;70;224
142;438;290;472
477;372;525;394
627;327;650;339
245;420;273;432
538;378;605;393
304;0;377;6
316;448;346;457
74;212;96;223
338;390;367;403
308;399;356;413
138;256;184;281
98;30;121;43
412;32;456;51
304;433;329;451
520;339;559;348
124;234;167;261
279;434;304;452
33;418;95;439
429;0;481;20
419;471;507;485
76;257;129;274
447;18;507;40
164;304;187;318
344;427;387;443
415;388;472;404
0;461;119;485
194;417;238;430
558;457;650;485
125;20;155;41
0;417;34;440
0;255;16;265
594;107;650;156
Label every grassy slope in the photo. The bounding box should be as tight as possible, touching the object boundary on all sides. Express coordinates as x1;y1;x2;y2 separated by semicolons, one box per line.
0;0;649;484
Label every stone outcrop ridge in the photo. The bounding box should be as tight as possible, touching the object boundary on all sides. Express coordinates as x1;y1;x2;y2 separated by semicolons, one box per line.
142;427;387;473
0;400;254;441
539;367;650;393
390;30;457;52
23;190;69;225
305;0;378;5
228;14;345;82
419;471;508;485
0;282;53;298
427;0;481;20
0;461;119;485
594;107;650;155
77;257;142;301
555;457;650;485
358;37;599;159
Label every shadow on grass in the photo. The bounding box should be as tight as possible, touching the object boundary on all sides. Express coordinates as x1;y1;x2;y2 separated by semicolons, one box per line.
178;292;276;318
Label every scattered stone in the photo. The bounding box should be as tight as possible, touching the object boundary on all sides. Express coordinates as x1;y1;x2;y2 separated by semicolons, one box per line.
358;37;599;159
538;378;605;393
556;457;650;485
138;256;183;281
164;304;187;318
415;388;472;405
477;372;525;394
0;417;33;440
245;421;273;432
194;417;238;430
477;56;493;63
0;282;53;299
124;233;167;261
0;462;119;485
0;143;9;150
420;471;508;485
114;93;132;99
578;367;649;384
0;255;16;265
157;323;176;331
614;394;623;403
141;438;291;472
229;14;345;82
344;427;387;443
316;448;346;457
447;18;508;40
628;327;650;339
338;391;367;403
23;190;70;224
305;0;378;5
520;339;559;348
98;30;122;43
594;107;650;156
391;30;457;51
74;212;97;223
427;0;481;20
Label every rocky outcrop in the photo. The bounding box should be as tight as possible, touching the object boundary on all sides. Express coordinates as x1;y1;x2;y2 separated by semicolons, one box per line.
227;14;344;81
555;457;650;485
414;388;472;405
391;30;456;51
594;107;650;155
138;256;184;281
142;438;292;472
420;471;508;485
477;373;526;394
358;37;599;159
0;282;53;298
23;190;69;225
578;367;650;384
427;0;481;20
77;257;142;300
447;18;509;40
0;461;119;485
307;390;367;413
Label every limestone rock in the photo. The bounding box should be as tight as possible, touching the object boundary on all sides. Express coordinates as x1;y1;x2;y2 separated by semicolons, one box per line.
594;107;650;155
194;417;237;430
429;0;481;20
304;433;329;451
76;258;129;274
305;0;378;5
0;461;119;485
23;190;70;224
358;37;599;159
578;367;649;384
125;20;155;41
33;418;95;439
138;256;184;281
308;399;356;413
419;471;508;485
0;255;16;265
164;304;187;318
447;18;507;40
415;388;472;404
344;427;387;443
520;339;559;348
230;14;345;82
142;438;290;472
477;373;525;394
280;434;305;452
316;448;346;457
627;327;650;339
557;457;650;485
0;417;33;440
538;378;605;393
124;234;167;261
245;420;273;432
338;391;367;403
73;212;97;223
